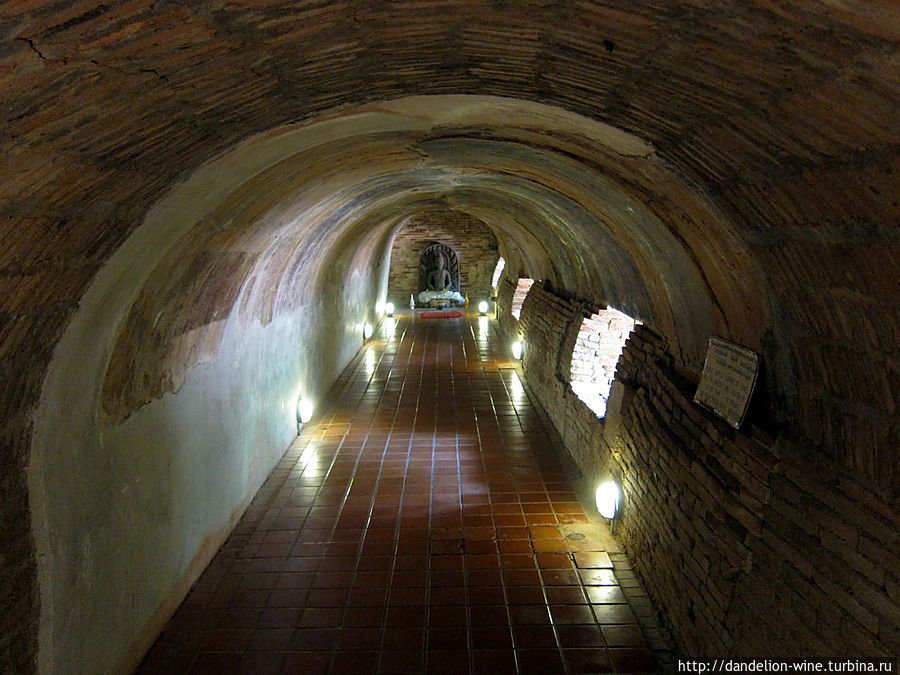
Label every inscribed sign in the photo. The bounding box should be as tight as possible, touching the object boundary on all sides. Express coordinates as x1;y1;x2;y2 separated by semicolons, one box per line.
693;337;760;429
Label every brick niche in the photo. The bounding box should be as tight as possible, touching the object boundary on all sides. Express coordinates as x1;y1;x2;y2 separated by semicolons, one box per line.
387;210;499;307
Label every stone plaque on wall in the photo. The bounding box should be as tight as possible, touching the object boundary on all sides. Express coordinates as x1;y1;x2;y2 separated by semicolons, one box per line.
693;337;760;429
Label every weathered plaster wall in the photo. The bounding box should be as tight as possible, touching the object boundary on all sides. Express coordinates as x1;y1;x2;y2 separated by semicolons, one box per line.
496;276;521;340
32;306;351;674
29;122;391;674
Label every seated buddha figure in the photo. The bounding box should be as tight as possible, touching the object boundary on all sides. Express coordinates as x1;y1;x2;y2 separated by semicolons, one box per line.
426;254;452;291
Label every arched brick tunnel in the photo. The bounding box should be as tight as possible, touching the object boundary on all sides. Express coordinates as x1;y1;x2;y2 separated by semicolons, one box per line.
2;2;897;672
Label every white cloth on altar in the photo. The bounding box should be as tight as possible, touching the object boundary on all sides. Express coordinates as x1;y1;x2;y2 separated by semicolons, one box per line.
418;290;465;306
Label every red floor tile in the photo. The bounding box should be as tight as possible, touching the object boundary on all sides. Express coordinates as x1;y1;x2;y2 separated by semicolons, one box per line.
426;649;470;675
517;648;566;674
609;647;659;672
473;648;518;674
602;624;649;647
238;651;286;675
138;314;665;674
562;647;614;673
188;652;244;674
246;628;293;651
378;649;425;674
556;623;606;648
471;625;513;650
291;627;339;650
283;651;330;674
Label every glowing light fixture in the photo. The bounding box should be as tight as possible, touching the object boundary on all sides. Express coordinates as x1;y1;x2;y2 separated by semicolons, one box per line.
595;480;620;521
511;340;523;360
478;300;489;315
363;323;374;340
385;302;394;317
297;398;314;425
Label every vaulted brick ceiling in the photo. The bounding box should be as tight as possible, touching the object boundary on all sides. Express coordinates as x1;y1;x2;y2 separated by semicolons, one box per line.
4;1;896;406
1;2;898;668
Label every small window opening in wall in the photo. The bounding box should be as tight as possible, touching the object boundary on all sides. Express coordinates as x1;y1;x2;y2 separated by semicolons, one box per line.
510;278;534;320
570;307;639;417
491;257;505;290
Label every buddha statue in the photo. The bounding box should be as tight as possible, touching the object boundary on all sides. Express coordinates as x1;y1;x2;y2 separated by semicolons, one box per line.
426;254;452;291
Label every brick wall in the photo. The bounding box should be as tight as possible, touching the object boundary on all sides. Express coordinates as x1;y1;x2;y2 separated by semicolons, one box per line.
614;325;897;657
387;210;499;306
510;278;534;319
570;309;637;388
515;281;616;482
495;276;520;339
504;281;898;658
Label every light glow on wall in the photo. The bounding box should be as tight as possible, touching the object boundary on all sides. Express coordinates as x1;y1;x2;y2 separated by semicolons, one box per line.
385;302;394;317
491;257;506;289
363;323;374;340
595;481;620;520
297;398;314;424
511;278;534;320
511;340;523;360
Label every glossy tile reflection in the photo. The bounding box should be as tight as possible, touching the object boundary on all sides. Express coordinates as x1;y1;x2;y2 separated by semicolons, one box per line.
138;312;668;674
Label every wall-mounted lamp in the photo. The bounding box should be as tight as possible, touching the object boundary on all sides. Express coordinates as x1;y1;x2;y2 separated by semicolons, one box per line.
511;340;523;360
363;323;374;340
385;302;394;317
297;398;314;429
595;480;620;532
478;300;489;315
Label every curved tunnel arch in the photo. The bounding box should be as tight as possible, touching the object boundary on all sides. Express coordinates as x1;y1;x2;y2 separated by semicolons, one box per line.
93;95;769;424
28;94;771;671
0;2;893;671
0;0;888;659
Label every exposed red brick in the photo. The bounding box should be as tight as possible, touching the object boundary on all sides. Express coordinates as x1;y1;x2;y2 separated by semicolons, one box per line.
387;209;499;307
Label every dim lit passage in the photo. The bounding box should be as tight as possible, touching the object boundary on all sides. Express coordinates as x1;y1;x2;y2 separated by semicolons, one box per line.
139;313;671;674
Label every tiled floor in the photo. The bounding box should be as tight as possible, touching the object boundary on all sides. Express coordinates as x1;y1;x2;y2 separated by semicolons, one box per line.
139;313;670;674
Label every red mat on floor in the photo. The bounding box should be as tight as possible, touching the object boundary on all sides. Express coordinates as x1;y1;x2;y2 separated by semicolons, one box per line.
421;311;463;318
